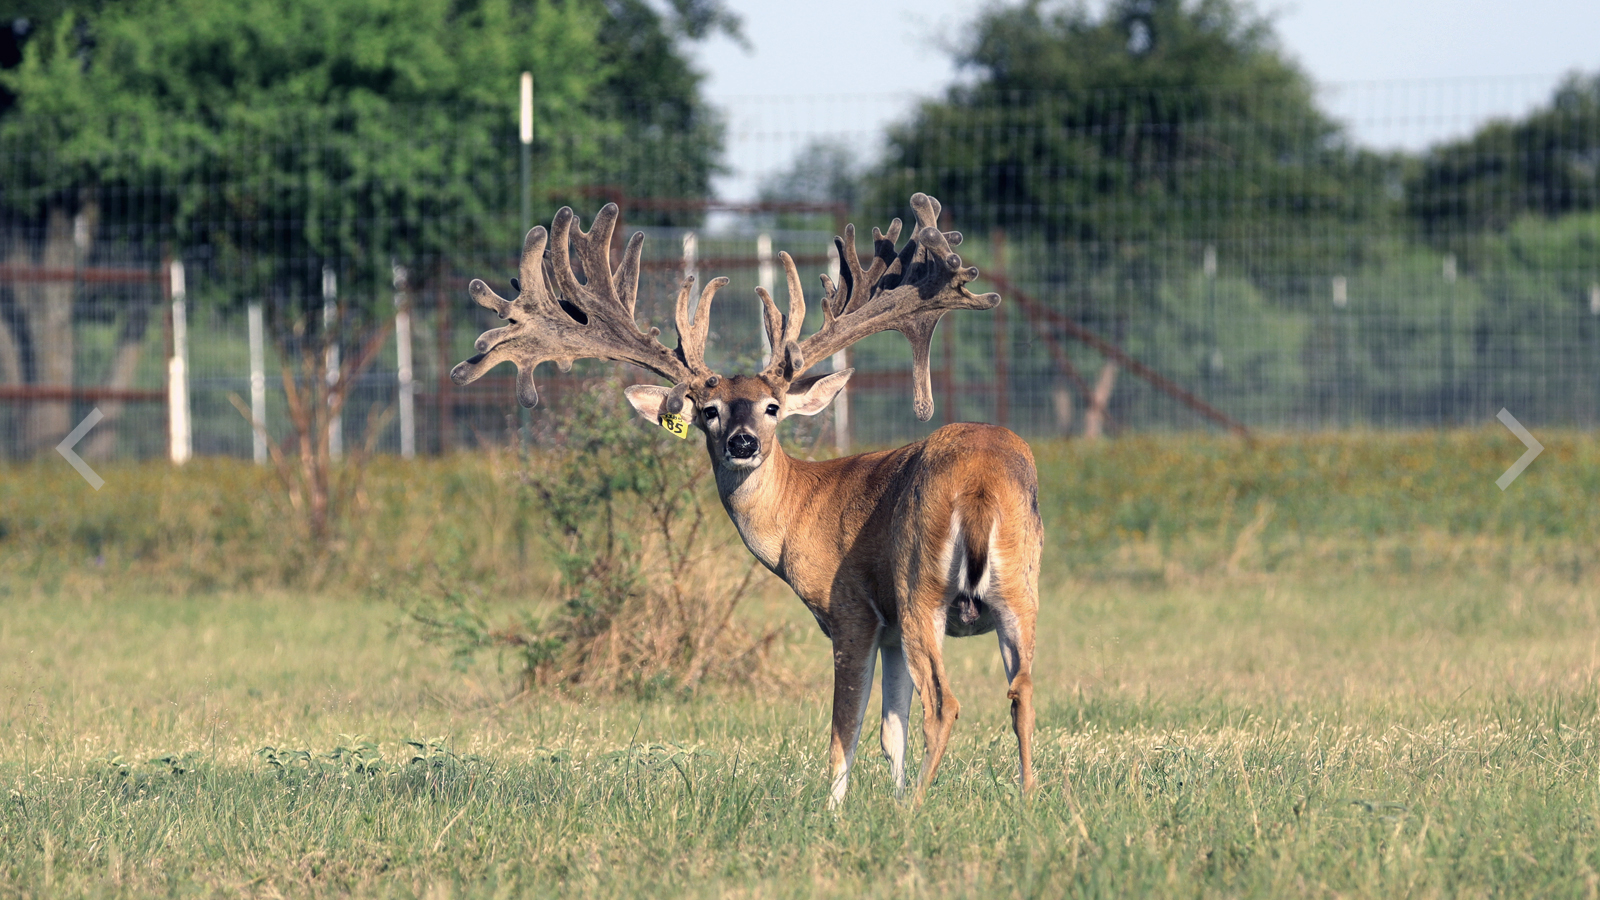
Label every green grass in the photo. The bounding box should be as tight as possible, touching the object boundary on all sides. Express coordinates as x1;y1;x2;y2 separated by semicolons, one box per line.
3;427;1596;594
1033;428;1600;580
2;431;1599;897
5;575;1599;896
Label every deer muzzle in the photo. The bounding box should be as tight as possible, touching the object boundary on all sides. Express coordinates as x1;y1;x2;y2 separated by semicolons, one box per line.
726;432;759;460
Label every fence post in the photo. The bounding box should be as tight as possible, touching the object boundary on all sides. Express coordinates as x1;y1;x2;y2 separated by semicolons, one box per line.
322;266;342;460
516;73;536;444
828;243;849;454
1443;253;1457;424
1332;275;1348;424
247;302;266;464
1591;283;1599;426
520;71;533;236
435;280;453;453
1204;244;1219;400
167;259;191;465
757;233;774;364
992;230;1009;427
395;265;416;459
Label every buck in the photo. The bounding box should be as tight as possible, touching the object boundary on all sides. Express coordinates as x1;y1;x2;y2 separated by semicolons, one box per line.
451;194;1042;805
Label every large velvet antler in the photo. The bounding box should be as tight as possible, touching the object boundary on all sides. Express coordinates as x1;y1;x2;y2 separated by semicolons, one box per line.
451;203;727;407
756;193;1000;420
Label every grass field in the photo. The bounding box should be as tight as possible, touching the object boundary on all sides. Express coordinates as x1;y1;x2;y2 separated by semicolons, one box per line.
2;431;1598;897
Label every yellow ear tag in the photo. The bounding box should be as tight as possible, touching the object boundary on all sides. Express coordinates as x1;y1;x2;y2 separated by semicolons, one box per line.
659;411;690;439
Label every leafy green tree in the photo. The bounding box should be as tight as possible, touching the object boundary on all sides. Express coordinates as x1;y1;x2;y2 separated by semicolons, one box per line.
0;0;615;459
593;0;742;218
760;139;862;207
756;138;862;231
1407;73;1600;241
866;0;1403;434
0;0;734;458
3;0;617;305
876;0;1395;289
1;0;741;296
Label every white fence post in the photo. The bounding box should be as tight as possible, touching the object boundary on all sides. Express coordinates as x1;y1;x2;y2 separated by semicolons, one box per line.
247;302;267;464
394;265;416;460
828;244;849;455
322;266;342;460
757;233;774;364
520;71;533;233
167;259;191;465
682;230;697;284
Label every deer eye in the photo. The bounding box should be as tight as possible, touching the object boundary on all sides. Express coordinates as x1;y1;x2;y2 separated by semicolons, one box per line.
766;403;780;417
702;407;718;422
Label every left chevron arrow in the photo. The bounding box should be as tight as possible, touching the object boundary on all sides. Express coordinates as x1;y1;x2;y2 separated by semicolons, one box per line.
57;407;106;490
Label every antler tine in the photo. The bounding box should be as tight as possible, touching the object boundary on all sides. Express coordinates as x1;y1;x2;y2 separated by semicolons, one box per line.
673;274;729;378
818;261;842;330
756;286;784;356
781;252;806;346
757;252;809;382
792;192;1000;421
451;205;703;408
514;224;548;313
828;225;854;321
615;230;644;321
550;204;621;308
463;223;547;357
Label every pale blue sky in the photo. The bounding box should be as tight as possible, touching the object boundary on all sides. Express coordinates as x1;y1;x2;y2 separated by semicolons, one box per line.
690;0;1600;200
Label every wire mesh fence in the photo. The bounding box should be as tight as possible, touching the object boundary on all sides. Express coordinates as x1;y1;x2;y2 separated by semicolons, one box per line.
3;78;1598;460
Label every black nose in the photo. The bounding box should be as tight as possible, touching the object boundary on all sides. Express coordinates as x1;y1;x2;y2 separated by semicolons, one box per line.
727;433;759;459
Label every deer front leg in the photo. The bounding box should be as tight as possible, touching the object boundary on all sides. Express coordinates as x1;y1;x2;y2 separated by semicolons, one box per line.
827;626;880;809
879;641;914;795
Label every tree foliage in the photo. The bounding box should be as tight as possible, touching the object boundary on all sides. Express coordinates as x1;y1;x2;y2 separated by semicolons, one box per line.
1406;73;1600;241
875;0;1396;289
592;0;740;217
0;0;733;307
759;139;862;207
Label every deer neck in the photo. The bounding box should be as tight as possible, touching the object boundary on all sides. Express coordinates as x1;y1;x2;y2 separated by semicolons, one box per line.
711;442;795;572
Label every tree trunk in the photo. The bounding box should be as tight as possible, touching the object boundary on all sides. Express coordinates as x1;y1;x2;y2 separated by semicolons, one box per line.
3;239;32;460
82;299;153;461
1051;382;1074;435
19;201;95;455
1083;359;1118;441
0;305;19;460
0;307;20;388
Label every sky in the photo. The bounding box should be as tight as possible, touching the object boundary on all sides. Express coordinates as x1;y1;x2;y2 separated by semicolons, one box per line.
689;0;1600;201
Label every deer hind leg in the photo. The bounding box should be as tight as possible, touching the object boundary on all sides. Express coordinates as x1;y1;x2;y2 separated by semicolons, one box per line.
827;627;880;809
903;599;960;805
879;640;914;795
995;584;1039;794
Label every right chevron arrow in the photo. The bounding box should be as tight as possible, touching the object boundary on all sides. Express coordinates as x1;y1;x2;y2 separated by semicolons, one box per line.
1495;408;1543;491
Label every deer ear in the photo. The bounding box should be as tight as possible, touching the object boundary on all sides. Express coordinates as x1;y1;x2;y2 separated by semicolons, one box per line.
783;369;853;418
624;384;674;423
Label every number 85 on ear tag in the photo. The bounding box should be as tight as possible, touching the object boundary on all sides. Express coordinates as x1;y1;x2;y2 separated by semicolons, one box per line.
659;411;690;439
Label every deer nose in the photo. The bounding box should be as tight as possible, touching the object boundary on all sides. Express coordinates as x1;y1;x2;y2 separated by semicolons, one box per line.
727;433;760;459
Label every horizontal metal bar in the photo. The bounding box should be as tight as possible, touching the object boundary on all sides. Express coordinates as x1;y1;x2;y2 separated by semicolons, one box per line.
0;264;163;285
638;253;831;274
0;385;166;402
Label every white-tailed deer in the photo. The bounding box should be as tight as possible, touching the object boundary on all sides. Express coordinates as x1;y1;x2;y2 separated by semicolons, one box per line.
452;194;1042;805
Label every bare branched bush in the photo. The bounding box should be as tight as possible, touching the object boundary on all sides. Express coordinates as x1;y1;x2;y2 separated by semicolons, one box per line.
228;315;393;547
407;377;788;698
